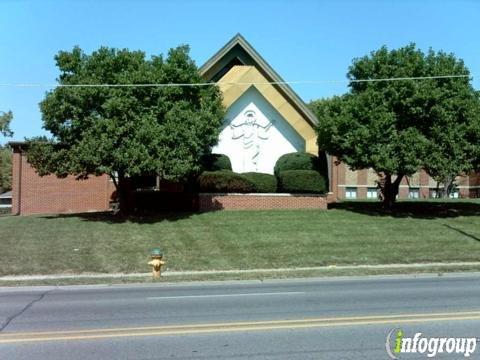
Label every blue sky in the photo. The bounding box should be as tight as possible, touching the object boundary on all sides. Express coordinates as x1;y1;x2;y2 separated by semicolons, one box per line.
1;0;479;144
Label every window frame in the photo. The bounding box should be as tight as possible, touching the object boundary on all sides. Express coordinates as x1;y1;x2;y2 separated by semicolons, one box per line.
345;187;358;199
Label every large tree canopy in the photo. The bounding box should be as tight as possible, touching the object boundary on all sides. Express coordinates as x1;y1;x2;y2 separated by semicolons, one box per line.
312;44;480;207
27;45;225;213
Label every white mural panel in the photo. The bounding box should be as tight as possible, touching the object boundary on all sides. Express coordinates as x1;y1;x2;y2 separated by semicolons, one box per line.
212;87;305;174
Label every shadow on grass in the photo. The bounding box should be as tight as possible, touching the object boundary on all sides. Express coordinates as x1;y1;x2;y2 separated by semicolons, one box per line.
40;210;200;224
329;200;480;219
40;192;223;223
443;224;480;242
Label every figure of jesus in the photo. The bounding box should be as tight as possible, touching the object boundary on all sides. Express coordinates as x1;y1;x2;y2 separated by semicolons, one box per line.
230;110;273;172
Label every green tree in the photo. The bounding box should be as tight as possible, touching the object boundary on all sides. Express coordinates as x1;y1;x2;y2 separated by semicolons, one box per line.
0;111;13;194
423;89;480;198
312;44;480;207
0;111;13;137
0;145;12;193
27;46;224;214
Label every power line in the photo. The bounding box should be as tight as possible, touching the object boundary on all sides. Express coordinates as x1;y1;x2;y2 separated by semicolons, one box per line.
0;74;471;88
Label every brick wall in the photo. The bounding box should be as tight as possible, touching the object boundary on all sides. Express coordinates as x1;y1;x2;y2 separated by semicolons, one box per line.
198;193;332;211
335;162;345;199
333;163;480;200
357;169;367;198
11;147;333;214
12;149;114;215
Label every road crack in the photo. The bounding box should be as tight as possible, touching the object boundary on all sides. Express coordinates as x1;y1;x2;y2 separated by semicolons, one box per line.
0;289;55;332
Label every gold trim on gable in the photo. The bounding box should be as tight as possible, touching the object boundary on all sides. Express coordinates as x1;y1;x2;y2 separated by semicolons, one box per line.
218;65;318;155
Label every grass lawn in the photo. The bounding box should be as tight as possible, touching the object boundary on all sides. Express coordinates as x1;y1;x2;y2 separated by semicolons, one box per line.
0;200;480;276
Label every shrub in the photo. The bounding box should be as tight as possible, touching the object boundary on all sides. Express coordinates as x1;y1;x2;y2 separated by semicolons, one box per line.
241;172;277;193
277;170;327;194
199;153;232;171
274;152;325;177
197;170;256;193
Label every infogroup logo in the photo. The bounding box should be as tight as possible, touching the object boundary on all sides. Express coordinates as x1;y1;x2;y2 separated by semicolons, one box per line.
386;328;478;359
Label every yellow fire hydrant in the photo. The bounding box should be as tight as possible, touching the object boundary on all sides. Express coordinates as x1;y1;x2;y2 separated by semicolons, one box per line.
148;248;165;278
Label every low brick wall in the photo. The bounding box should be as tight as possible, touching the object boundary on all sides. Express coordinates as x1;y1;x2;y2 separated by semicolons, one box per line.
198;193;333;211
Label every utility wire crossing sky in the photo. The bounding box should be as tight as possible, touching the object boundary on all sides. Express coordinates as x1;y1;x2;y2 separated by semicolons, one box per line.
0;75;473;88
2;0;479;141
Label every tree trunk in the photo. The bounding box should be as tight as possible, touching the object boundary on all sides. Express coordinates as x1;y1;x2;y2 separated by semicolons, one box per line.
116;170;129;215
442;181;449;199
109;170;129;216
442;175;454;199
381;173;404;209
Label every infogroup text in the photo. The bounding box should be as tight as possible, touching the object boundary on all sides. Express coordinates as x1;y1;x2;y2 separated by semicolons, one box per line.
386;329;478;358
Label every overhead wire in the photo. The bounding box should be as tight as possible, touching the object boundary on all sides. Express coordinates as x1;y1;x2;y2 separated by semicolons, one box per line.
0;74;472;88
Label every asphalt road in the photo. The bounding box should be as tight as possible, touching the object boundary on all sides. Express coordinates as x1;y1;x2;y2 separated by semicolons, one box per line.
1;274;480;359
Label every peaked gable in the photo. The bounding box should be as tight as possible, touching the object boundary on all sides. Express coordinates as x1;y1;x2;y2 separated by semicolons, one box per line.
199;34;318;128
216;65;317;154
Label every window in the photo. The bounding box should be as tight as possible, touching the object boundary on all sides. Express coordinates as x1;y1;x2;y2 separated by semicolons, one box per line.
131;175;158;191
408;188;420;199
430;188;459;198
345;187;357;199
0;197;11;207
367;187;378;199
449;189;459;199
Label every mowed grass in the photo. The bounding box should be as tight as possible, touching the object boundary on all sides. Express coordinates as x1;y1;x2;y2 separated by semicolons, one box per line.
0;200;480;276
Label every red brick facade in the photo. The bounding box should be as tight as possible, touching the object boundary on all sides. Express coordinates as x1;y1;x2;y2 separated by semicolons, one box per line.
198;193;332;211
331;160;480;200
12;147;115;215
10;146;334;215
10;141;478;215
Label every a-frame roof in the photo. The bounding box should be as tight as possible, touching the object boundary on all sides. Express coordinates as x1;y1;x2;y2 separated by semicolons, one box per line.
199;33;318;127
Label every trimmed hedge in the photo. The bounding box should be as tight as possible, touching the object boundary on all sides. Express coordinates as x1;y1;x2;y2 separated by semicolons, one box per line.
277;170;327;194
274;152;324;177
241;172;277;193
197;170;255;193
199;153;232;171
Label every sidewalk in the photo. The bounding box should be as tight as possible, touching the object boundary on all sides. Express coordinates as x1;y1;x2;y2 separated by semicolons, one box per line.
2;262;480;281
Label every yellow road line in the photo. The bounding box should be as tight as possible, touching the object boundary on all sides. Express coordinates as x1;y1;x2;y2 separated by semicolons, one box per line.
3;310;480;337
2;311;480;344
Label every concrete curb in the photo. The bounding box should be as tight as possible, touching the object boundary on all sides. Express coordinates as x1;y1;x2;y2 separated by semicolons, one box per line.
3;272;480;293
1;262;480;281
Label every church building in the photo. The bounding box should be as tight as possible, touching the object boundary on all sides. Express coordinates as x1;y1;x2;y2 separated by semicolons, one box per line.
9;34;479;215
200;34;319;174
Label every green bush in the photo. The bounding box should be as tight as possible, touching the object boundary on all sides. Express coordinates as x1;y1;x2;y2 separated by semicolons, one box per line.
199;153;232;171
274;152;325;177
277;170;327;194
241;172;277;193
197;170;256;193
